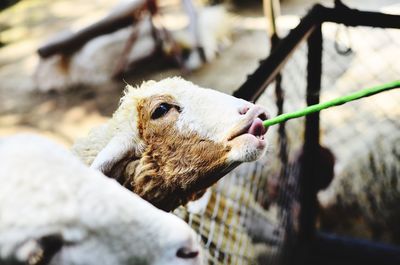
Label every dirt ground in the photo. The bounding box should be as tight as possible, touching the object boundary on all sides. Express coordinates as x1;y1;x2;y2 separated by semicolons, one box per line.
1;0;398;146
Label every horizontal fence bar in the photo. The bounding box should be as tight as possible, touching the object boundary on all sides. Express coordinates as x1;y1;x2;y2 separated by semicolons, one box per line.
312;232;400;265
321;2;400;29
233;3;400;102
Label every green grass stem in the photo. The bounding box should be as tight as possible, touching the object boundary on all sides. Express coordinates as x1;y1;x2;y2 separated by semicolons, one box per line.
263;80;400;127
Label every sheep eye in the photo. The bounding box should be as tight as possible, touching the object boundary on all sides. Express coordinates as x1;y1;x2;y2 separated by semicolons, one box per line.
151;103;172;119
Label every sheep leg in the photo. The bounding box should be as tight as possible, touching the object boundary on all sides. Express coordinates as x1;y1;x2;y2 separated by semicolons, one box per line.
181;0;207;63
112;26;140;79
151;13;187;71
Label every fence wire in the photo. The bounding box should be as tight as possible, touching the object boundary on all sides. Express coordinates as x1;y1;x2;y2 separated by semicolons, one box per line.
174;23;400;265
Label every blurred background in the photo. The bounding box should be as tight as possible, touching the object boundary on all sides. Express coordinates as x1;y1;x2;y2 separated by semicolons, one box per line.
1;0;397;146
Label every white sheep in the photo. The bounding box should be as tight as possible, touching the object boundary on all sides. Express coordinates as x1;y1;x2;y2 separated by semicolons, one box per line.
34;1;231;91
0;134;203;265
72;77;269;212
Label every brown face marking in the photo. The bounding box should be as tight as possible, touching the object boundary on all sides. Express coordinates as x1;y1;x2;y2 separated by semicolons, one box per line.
101;150;138;189
120;95;233;211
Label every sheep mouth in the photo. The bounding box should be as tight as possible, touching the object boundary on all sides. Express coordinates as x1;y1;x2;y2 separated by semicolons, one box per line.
228;112;268;141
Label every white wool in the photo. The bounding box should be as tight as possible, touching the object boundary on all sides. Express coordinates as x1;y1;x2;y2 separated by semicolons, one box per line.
0;134;202;265
186;190;212;215
197;6;232;62
174;5;232;70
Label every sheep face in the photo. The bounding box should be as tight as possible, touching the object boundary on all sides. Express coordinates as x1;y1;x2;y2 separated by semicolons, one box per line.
76;77;269;211
0;134;203;265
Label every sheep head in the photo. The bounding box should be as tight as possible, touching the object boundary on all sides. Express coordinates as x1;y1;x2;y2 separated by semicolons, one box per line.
73;77;269;211
0;134;202;265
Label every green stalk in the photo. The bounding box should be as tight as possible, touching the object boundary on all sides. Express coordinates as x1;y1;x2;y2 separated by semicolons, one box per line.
263;80;400;127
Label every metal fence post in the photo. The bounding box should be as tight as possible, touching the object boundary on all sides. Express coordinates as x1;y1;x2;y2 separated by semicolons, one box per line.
296;23;323;265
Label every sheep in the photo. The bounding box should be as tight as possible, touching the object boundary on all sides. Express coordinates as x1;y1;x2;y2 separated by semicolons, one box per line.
317;130;400;243
34;1;231;91
72;77;269;212
0;134;203;265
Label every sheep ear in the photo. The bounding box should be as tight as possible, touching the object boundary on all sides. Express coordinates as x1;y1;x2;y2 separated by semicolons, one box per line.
90;134;140;184
4;234;63;265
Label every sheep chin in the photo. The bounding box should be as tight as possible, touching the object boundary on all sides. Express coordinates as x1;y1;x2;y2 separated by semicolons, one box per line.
227;134;268;163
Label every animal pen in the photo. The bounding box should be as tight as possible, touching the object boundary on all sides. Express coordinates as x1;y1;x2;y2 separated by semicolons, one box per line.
5;0;398;264
175;1;400;265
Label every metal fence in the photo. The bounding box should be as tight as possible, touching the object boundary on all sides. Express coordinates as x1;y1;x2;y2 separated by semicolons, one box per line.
176;2;400;265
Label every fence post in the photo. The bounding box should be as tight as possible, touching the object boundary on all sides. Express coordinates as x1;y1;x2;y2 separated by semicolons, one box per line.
295;23;323;265
264;0;280;47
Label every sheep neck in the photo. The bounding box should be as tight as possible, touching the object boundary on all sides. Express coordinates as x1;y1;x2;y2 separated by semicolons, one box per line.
106;130;233;212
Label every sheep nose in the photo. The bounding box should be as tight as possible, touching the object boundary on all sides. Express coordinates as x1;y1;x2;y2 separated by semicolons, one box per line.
162;213;202;263
174;234;201;262
241;105;269;121
238;105;252;115
176;247;199;259
253;105;269;121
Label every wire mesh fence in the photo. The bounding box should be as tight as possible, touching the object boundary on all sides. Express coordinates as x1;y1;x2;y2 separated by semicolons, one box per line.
175;8;400;265
317;25;400;245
